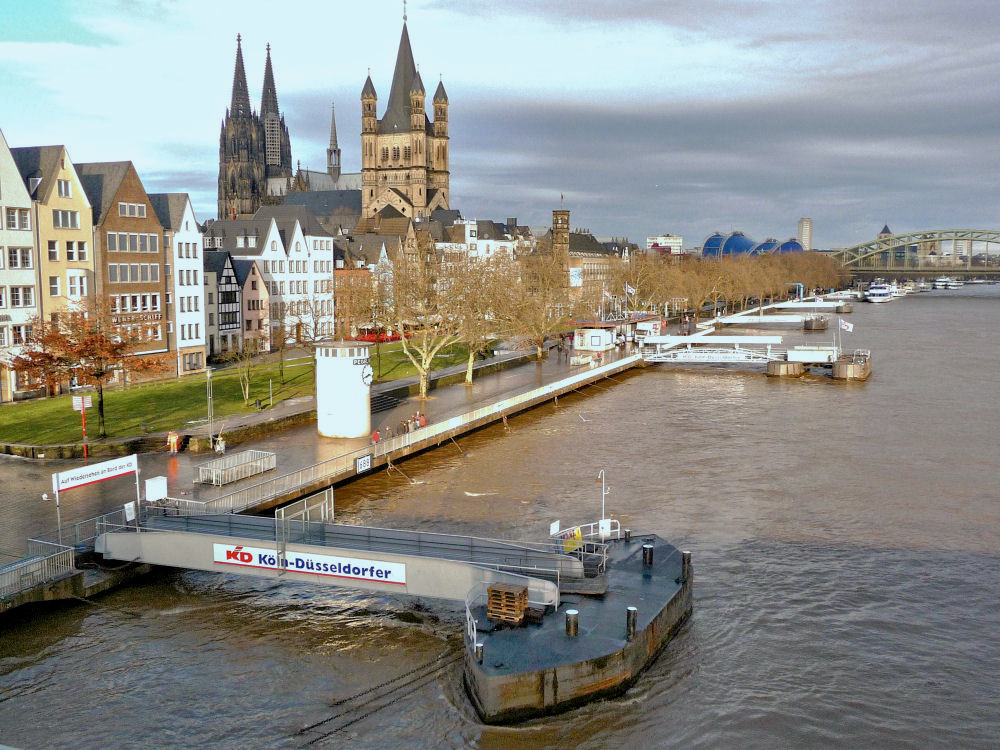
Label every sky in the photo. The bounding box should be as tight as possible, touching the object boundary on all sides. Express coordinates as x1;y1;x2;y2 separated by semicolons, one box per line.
2;0;999;249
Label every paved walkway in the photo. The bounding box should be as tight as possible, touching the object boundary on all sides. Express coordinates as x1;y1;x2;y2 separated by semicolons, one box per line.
1;342;638;551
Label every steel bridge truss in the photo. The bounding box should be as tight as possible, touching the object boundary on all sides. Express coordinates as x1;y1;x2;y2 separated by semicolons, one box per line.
831;229;1000;272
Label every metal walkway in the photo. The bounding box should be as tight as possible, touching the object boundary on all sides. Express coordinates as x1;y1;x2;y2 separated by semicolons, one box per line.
641;333;786;363
92;495;613;609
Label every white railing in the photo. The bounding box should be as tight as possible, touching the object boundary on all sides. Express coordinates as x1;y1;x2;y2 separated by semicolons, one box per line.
645;346;787;363
0;541;76;600
196;354;642;515
464;576;560;649
195;450;277;486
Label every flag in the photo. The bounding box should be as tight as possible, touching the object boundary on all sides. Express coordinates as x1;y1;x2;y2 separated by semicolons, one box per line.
603;290;613;299
839;319;854;332
625;283;636;295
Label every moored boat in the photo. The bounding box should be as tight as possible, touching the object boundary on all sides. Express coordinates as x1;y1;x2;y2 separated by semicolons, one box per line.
865;282;892;303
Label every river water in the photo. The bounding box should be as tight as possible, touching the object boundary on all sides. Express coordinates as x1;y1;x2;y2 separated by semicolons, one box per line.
1;287;998;748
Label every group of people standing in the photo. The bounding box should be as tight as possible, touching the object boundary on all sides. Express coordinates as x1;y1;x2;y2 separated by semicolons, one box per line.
371;411;428;444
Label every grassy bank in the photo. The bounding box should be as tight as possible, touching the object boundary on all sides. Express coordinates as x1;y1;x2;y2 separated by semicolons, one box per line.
0;341;484;445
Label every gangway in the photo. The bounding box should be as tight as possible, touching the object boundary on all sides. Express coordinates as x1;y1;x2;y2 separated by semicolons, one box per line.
91;496;615;609
641;332;786;364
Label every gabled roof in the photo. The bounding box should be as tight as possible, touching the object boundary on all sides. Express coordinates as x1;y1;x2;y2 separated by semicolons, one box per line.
10;145;63;201
569;231;611;256
203;218;271;255
203;249;234;275
254;204;332;238
379;23;419;134
282;190;362;219
75;161;133;224
232;258;257;286
431;208;461;226
880;224;892;235
345;233;402;265
148;192;190;231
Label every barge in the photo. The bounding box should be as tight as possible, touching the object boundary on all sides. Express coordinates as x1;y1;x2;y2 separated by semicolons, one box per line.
463;521;693;723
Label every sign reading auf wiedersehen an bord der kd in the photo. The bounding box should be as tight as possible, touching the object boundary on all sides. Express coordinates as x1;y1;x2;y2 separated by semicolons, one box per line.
213;543;406;585
52;454;138;493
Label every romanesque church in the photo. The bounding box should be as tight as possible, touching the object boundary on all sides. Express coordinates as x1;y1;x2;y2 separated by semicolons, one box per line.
217;22;450;222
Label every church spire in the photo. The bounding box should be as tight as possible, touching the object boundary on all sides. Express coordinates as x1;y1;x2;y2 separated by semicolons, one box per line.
230;34;251;118
380;22;419;132
327;102;342;179
261;42;279;116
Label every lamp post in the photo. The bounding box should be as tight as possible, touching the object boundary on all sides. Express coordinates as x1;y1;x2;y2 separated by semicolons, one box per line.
597;469;610;521
42;492;62;546
206;368;214;445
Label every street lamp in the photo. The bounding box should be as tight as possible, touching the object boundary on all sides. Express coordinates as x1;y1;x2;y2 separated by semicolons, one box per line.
597;469;610;520
42;492;62;546
207;368;214;445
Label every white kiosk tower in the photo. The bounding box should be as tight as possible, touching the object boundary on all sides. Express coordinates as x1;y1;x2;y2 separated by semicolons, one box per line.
315;341;374;439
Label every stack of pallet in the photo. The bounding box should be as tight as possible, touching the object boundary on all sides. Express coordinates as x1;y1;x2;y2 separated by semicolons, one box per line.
486;583;528;625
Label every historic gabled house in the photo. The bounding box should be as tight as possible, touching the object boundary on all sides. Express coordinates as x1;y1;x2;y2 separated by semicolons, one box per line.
0;128;40;402
360;22;450;219
149;192;207;374
76;161;171;371
203;250;242;357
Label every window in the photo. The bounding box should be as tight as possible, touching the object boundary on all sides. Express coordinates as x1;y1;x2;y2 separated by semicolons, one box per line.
12;325;32;345
118;202;146;217
52;209;79;229
150;234;158;253
68;273;87;297
251;280;257;290
76;242;88;261
7;247;32;268
49;276;60;296
246;319;252;331
48;241;59;261
165;292;172;305
0;327;6;346
381;147;389;161
393;146;400;160
209;313;215;326
164;234;171;249
0;288;4;307
207;292;213;304
57;179;72;197
139;234;148;253
404;146;411;160
151;294;160;311
11;287;34;307
129;234;138;252
109;265;118;282
6;209;30;230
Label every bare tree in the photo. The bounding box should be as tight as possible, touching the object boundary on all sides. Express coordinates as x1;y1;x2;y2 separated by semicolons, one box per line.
10;296;170;437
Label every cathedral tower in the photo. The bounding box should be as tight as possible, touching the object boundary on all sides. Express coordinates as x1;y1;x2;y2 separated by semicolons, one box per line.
260;43;293;184
327;103;342;180
360;22;450;218
218;35;266;219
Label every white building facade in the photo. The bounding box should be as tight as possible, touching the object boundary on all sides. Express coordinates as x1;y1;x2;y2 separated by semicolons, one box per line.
0;128;40;401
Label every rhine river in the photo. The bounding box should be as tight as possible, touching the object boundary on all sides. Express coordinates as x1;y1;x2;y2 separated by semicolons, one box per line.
1;287;998;748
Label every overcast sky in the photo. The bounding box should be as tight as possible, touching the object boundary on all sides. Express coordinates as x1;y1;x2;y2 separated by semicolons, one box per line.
2;0;998;248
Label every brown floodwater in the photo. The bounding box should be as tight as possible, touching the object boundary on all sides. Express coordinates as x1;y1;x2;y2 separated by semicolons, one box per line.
1;287;998;748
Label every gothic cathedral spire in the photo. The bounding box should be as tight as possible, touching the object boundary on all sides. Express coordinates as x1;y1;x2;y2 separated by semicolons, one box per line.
259;42;292;180
261;43;279;116
230;34;252;118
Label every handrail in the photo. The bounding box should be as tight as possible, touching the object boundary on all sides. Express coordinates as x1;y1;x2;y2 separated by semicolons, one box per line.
189;354;641;516
0;542;75;600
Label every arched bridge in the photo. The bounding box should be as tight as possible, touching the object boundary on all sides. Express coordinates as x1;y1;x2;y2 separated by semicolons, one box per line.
831;230;1000;277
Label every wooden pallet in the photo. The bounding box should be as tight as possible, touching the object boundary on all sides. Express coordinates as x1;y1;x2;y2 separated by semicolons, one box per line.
487;583;528;624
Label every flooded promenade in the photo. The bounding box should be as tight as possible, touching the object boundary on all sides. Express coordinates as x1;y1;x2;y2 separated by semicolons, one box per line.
1;288;998;748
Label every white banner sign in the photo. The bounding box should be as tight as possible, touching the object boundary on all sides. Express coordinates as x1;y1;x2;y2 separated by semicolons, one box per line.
52;454;138;493
72;395;93;411
213;544;406;585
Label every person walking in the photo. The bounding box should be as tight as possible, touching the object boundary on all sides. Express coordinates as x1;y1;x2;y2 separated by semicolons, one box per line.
371;428;380;445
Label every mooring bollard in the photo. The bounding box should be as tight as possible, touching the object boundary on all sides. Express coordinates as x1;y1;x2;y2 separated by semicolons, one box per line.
682;550;691;581
475;642;484;663
565;609;579;637
624;528;631;542
626;606;637;641
642;543;654;566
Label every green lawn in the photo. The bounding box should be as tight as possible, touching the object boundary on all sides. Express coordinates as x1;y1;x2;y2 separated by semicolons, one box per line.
0;341;486;444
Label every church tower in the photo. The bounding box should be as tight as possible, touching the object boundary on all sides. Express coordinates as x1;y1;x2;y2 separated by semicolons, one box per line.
327;103;342;180
218;35;266;219
260;43;293;187
360;21;450;218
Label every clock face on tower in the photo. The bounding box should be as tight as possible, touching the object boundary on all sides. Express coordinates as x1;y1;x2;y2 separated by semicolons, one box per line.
361;363;373;386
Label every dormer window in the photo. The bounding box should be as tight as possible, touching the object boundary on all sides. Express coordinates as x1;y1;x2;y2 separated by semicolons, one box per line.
248;236;256;247
236;236;244;248
29;177;42;193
